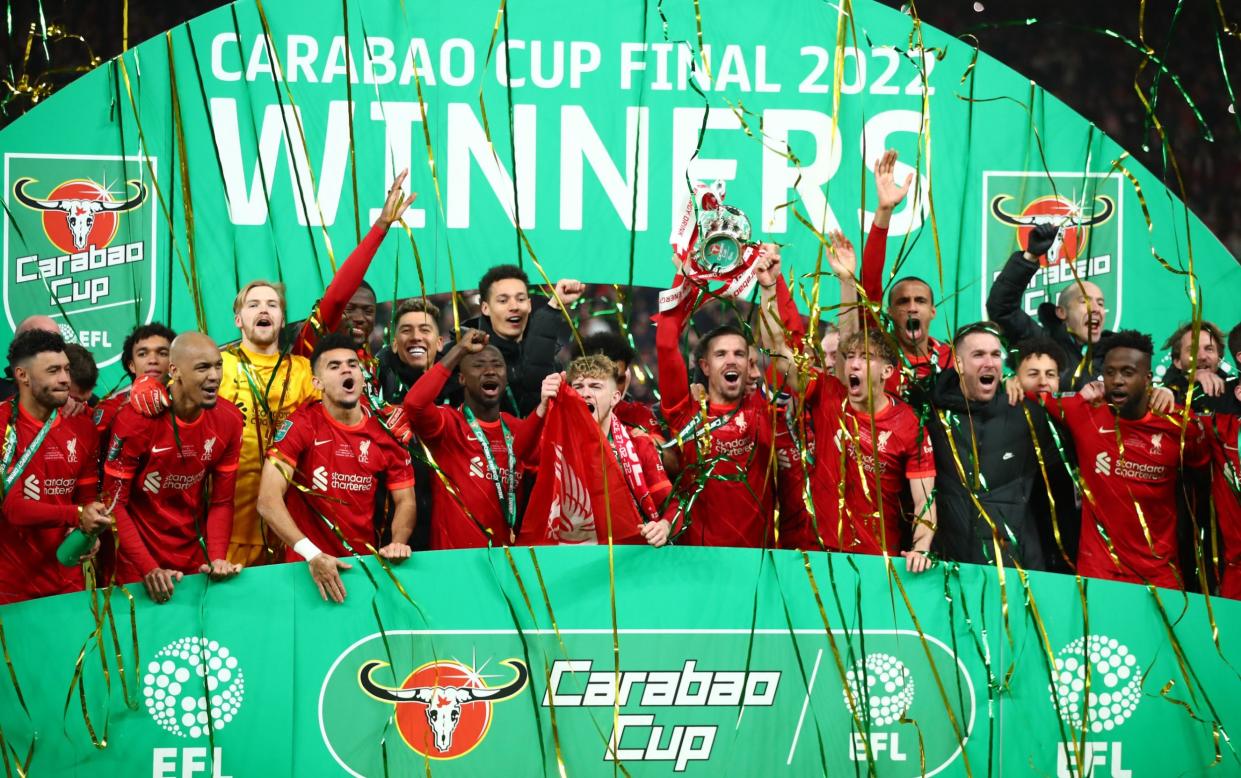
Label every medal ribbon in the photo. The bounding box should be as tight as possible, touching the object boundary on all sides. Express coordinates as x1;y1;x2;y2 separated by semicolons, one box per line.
1;401;57;494
463;406;517;529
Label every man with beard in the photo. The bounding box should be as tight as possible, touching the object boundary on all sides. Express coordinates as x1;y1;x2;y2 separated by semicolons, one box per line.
401;329;550;549
1037;331;1210;589
986;223;1109;389
372;297;453;551
102;333;243;603
1157;321;1240;595
377;298;447;406
93;323;176;433
518;355;675;546
462;265;584;416
210;280;319;567
857;149;952;394
0;315;61;402
927;323;1057;570
656;256;777;548
258;334;416;604
758;235;937;569
0;330;110;604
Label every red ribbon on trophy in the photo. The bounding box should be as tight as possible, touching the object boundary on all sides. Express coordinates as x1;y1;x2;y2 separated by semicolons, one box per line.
659;180;762;316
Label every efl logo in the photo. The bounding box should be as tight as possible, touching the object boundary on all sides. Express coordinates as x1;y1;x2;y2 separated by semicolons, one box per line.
981;172;1123;325
358;657;529;759
1050;635;1142;777
3;153;159;368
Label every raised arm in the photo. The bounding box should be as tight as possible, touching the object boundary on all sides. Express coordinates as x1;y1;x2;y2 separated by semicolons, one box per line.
293;170;418;357
656;286;694;424
984;223;1059;345
860;149;913;326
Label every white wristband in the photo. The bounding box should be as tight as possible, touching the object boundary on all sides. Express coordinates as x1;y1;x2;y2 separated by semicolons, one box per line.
293;539;323;561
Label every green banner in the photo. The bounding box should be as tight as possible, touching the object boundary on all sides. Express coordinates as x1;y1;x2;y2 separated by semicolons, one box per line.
0;548;1236;776
0;0;1237;381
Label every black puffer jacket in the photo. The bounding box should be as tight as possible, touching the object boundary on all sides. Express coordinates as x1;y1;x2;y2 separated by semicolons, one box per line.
1161;364;1241;415
927;368;1057;570
375;344;460;407
462;302;569;417
985;251;1109;390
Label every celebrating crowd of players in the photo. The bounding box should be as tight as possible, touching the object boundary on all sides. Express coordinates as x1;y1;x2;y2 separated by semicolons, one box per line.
1;154;1239;607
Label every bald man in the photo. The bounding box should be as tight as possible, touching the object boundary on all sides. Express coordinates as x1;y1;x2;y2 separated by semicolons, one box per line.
102;333;245;603
986;223;1110;389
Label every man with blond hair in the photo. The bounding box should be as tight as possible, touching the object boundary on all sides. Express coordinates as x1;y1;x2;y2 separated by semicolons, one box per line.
519;354;675;547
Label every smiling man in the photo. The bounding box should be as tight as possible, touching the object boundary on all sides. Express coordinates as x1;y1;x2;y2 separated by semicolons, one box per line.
462;265;584;416
926;322;1057;570
103;333;244;604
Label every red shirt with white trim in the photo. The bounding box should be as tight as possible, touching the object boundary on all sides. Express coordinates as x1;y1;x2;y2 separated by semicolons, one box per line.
807;373;935;555
402;364;543;550
1042;393;1209;588
269;401;414;559
102;401;243;582
0;403;99;604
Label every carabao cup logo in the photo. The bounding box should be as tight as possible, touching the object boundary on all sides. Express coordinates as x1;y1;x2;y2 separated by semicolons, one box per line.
1049;635;1141;734
981;171;1123;323
3;154;158;368
143;637;245;738
842;652;916;727
358;658;529;759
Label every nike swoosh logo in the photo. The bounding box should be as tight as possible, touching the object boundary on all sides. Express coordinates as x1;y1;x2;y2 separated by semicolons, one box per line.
1098;427;1116;434
313;439;332;446
152;445;174;454
1002;452;1014;460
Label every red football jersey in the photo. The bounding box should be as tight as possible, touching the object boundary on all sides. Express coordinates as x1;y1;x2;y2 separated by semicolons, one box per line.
807;373;935;555
0;403;99;604
92;390;128;435
1044;394;1209;588
655;304;775;548
269;401;414;559
102;401;243;581
403;364;542;550
1207;413;1241;599
885;339;952;396
662;392;776;548
774;407;816;551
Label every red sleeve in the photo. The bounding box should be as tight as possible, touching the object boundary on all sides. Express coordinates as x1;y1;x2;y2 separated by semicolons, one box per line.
2;491;77;527
859;222;889;328
903;416;936;479
1030;390;1080;424
71;422;100;503
205;415;243;561
382;435;416;491
656;305;694;427
102;411;158;573
269;408;311;467
773;276;806;349
402;363;455;443
292;220;387;357
633;433;673;508
510;410;546;466
1183;415;1212;469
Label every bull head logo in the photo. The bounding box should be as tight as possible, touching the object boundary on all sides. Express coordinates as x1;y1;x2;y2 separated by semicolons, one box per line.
13;177;148;251
990;193;1114;264
358;658;528;753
